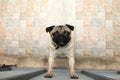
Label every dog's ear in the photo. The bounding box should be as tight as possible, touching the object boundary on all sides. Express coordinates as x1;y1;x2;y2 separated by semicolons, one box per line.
65;24;74;31
46;25;55;32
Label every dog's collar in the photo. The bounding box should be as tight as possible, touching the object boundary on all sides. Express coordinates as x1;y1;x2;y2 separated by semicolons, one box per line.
54;45;59;49
52;42;59;49
52;41;71;49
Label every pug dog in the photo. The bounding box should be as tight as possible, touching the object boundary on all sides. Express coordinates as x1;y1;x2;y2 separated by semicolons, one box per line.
45;24;78;79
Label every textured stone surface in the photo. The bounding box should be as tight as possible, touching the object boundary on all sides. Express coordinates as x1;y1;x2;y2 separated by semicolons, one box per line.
0;0;120;57
0;54;120;69
76;0;120;56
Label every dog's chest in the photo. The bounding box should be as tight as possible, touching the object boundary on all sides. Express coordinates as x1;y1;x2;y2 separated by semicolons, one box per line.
50;42;73;58
56;52;67;58
54;48;71;58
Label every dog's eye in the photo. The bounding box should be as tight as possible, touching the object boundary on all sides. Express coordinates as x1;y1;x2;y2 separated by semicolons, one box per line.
64;31;70;36
53;31;58;36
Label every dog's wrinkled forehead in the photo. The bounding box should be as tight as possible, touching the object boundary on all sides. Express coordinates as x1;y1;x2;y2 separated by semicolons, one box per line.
51;25;71;34
46;24;74;34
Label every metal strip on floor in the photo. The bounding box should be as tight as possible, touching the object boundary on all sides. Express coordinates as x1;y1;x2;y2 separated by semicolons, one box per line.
117;71;120;74
0;67;12;71
81;70;114;80
0;64;16;71
0;69;47;80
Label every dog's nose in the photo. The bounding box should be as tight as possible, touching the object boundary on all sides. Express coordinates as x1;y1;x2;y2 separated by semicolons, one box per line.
59;42;65;47
60;42;64;45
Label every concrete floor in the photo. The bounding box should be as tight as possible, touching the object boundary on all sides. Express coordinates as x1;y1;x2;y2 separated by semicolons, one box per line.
0;67;120;80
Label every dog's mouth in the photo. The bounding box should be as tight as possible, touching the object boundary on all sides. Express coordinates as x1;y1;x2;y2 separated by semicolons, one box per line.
52;34;71;47
58;42;65;47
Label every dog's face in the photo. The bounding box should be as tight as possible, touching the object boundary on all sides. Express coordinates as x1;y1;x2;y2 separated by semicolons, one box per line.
46;24;74;47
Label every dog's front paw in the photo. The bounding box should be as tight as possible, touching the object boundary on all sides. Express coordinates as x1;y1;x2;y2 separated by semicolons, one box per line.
44;72;53;78
70;73;79;79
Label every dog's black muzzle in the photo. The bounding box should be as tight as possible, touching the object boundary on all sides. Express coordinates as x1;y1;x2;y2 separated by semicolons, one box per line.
53;34;70;47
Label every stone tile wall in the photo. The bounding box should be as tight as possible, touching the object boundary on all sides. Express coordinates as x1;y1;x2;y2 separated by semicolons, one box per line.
76;0;120;56
0;0;120;56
